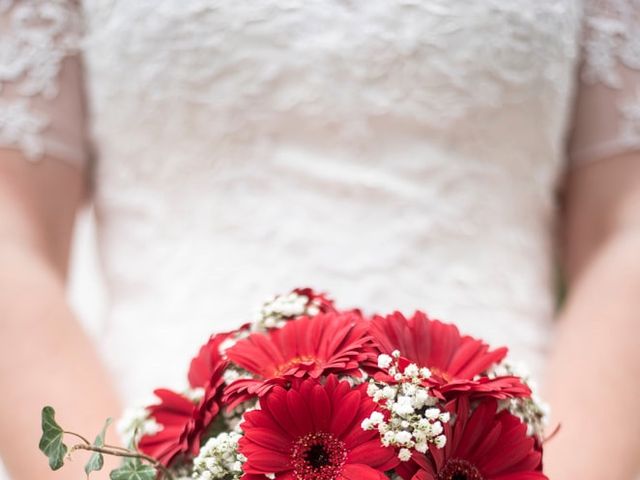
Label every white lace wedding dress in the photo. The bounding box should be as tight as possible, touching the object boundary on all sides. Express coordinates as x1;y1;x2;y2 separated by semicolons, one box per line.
1;0;640;477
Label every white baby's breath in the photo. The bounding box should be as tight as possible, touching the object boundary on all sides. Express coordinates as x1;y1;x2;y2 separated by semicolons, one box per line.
192;431;246;480
398;448;412;461
361;354;448;460
434;434;447;449
377;354;393;369
488;361;549;439
251;291;320;332
116;405;162;447
183;387;205;403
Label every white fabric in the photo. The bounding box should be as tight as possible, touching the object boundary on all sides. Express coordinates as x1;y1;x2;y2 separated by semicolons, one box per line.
1;1;640;477
83;0;582;401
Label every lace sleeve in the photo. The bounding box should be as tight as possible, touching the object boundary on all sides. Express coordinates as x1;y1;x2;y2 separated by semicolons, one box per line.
568;0;640;166
0;0;88;165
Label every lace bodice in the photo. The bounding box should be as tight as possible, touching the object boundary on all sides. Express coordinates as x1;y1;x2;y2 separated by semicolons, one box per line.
1;0;640;426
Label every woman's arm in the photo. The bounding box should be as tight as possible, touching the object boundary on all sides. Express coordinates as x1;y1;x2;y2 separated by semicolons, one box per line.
0;150;121;479
544;152;640;479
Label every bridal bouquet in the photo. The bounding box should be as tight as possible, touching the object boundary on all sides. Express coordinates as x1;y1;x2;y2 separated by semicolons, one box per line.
40;288;550;479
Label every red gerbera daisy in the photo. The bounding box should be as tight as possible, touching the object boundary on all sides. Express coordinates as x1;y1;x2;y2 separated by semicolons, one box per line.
371;312;529;400
239;376;399;479
403;398;547;480
139;361;227;466
224;312;376;408
188;332;230;388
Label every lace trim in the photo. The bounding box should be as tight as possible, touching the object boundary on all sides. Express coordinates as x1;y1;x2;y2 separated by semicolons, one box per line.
0;0;81;159
0;98;47;158
581;0;640;87
572;0;640;164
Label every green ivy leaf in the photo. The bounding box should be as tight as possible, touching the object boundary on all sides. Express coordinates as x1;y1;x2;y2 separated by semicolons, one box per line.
38;406;68;471
85;418;112;477
109;459;156;480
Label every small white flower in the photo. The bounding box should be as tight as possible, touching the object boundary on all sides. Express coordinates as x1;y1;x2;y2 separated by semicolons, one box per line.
414;389;431;407
394;431;413;445
377;354;393;369
430;421;443;436
392;396;415;416
424;408;441;420
434;434;447;449
223;369;241;384
218;337;237;354
402;383;417;396
403;363;419;378
184;387;205;403
382;386;397;399
439;412;451;423
415;442;428;453
367;383;380;396
398;448;412;462
369;411;384;425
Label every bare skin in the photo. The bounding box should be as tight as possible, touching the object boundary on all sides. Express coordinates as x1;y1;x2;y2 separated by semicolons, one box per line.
0;149;120;479
545;152;640;478
0;147;638;478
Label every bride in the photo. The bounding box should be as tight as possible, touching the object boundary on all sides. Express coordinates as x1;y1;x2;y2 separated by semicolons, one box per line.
1;1;639;478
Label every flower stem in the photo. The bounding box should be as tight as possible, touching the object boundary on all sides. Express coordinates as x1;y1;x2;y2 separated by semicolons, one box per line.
62;431;91;445
102;443;135;453
69;443;174;480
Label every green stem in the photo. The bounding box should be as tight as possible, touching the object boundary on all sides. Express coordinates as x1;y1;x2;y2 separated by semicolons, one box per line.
102;443;134;453
63;431;91;445
69;443;174;480
543;423;561;444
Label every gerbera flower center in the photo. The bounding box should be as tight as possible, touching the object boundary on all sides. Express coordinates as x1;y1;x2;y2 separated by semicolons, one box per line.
291;432;347;480
273;355;317;376
438;458;484;480
429;366;453;382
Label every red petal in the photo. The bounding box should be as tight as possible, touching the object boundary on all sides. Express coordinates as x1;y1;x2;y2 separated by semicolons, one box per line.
341;464;389;480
